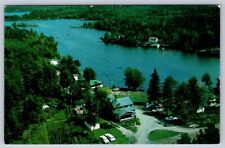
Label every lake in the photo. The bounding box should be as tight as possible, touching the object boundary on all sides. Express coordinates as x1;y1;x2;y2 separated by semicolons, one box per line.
5;18;220;89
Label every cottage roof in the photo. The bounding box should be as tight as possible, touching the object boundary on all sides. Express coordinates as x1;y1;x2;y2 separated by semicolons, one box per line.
107;96;135;119
73;74;79;81
115;97;133;107
89;80;102;87
42;104;49;110
149;37;158;43
149;36;158;39
50;59;59;66
113;105;135;118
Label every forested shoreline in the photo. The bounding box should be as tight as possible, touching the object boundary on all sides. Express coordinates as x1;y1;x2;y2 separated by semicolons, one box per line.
5;5;220;55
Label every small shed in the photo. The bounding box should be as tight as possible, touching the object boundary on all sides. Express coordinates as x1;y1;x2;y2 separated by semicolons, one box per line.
50;59;59;66
84;121;100;131
148;36;159;43
73;74;79;81
42;104;50;111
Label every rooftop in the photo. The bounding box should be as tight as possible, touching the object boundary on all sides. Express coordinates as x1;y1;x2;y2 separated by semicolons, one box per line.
113;106;135;118
114;96;133;107
89;80;103;87
50;59;59;66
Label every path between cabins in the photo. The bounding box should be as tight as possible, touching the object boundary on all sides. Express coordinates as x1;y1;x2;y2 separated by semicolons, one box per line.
116;108;201;144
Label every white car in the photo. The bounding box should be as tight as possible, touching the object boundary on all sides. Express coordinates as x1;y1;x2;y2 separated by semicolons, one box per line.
100;135;110;144
105;133;116;142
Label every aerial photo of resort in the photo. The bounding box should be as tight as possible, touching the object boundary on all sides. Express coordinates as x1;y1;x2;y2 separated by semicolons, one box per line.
5;5;220;144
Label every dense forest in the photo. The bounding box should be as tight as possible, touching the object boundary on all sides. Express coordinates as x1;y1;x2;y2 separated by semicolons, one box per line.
5;26;115;144
5;26;60;143
123;67;219;124
5;5;220;54
147;69;220;124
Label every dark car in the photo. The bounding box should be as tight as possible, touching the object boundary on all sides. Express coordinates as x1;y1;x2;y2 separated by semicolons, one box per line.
164;116;183;125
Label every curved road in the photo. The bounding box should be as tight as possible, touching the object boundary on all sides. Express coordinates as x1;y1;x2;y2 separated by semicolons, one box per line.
117;108;201;144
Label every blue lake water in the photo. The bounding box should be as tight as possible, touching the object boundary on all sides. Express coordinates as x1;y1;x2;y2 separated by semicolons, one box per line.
5;19;220;89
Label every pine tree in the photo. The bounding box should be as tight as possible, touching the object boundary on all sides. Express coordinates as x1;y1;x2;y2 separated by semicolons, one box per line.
187;77;201;113
147;69;160;104
83;67;96;82
162;76;176;114
174;83;190;121
214;78;220;97
192;123;219;144
201;73;212;86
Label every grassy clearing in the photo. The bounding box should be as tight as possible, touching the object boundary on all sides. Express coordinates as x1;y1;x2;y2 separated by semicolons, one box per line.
93;127;130;144
23;123;49;144
148;129;181;141
48;110;66;122
17;110;131;144
119;118;140;133
116;91;148;104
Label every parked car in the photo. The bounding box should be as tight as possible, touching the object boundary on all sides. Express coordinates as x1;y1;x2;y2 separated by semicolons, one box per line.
112;87;120;91
145;102;155;110
105;133;116;142
100;135;110;144
164;116;183;125
145;103;164;113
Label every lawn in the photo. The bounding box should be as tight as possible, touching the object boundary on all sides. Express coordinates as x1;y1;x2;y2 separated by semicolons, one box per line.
47;109;66;122
17;109;132;144
116;91;148;104
23;123;49;144
148;129;181;141
93;127;131;144
118;118;140;133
